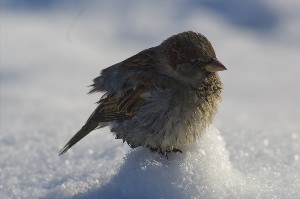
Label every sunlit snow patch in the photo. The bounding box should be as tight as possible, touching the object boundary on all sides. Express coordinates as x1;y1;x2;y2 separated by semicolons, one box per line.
82;126;251;199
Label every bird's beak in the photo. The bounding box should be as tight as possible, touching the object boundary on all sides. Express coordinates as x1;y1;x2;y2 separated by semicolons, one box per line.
204;58;227;72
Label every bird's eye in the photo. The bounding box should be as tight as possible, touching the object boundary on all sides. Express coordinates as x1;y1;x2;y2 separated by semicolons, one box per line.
190;58;209;66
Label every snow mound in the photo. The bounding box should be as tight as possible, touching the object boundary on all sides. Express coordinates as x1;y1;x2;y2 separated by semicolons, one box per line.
72;126;250;199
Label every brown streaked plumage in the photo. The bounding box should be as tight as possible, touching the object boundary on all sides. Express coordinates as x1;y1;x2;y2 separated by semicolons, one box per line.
59;31;226;156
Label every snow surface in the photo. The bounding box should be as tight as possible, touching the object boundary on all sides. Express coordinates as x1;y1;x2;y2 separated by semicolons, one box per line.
1;1;300;198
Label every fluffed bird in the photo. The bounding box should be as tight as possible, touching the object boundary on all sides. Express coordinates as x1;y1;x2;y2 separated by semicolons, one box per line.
59;31;226;156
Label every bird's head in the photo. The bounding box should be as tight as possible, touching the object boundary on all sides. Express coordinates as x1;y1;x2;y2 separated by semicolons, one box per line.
158;31;226;87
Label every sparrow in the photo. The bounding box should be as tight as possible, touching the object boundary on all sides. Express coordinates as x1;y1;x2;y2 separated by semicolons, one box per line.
59;31;226;156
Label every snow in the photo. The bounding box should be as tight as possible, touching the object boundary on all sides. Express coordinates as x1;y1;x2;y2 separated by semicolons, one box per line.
1;1;300;198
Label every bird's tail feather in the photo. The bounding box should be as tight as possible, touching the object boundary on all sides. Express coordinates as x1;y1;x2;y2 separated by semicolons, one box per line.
59;120;99;156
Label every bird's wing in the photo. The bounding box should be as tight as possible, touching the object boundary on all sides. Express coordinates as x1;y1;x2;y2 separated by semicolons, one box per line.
95;87;146;121
121;47;158;71
59;86;146;155
89;47;159;94
59;47;162;155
